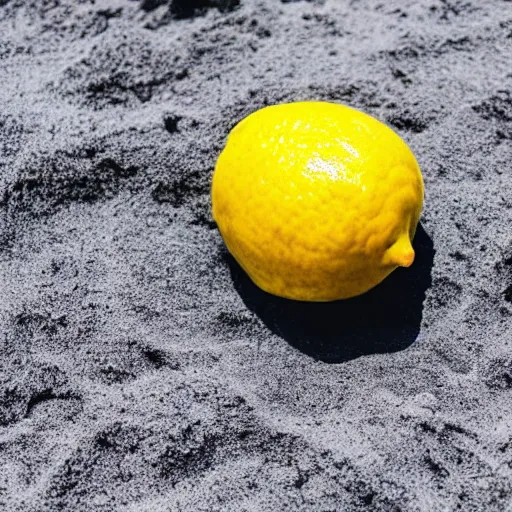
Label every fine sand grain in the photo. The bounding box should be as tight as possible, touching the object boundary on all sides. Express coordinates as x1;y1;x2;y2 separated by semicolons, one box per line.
1;1;511;510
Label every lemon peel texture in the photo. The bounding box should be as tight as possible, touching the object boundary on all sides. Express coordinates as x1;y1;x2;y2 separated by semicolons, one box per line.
212;101;424;302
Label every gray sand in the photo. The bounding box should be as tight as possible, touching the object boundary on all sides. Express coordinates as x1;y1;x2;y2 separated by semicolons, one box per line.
1;0;512;510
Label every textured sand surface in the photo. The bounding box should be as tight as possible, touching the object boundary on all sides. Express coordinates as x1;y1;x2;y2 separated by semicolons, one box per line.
1;0;512;510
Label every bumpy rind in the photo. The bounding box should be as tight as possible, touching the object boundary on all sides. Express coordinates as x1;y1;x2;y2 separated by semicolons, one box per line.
212;101;424;301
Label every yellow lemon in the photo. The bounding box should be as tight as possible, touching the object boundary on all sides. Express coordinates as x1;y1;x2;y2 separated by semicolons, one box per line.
212;101;424;301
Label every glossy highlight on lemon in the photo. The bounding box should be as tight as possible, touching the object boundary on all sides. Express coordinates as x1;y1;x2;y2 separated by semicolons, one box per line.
212;101;424;301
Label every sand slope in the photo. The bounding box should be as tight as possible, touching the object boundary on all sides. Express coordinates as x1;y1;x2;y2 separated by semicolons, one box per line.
1;0;512;510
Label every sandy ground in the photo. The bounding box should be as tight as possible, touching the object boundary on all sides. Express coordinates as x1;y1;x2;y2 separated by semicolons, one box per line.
1;0;512;510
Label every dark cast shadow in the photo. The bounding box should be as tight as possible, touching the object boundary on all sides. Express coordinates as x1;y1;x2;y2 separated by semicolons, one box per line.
224;224;434;363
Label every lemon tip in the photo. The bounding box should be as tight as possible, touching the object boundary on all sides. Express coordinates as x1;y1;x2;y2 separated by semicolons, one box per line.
384;236;416;268
396;248;415;268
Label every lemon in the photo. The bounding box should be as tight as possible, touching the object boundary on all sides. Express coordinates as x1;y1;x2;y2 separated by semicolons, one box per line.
212;101;424;301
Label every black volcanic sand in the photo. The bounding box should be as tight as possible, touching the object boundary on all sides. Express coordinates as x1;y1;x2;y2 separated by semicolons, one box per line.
1;1;512;510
